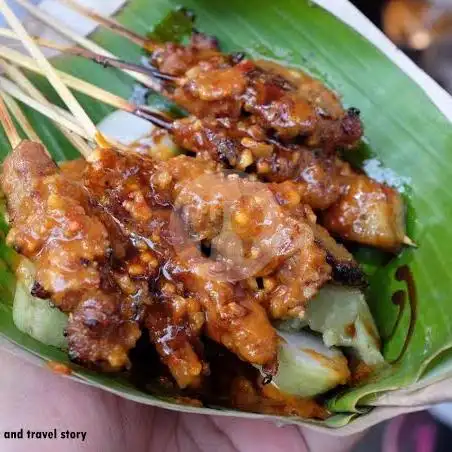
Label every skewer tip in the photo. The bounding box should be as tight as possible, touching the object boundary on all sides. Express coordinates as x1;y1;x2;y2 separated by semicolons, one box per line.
60;0;151;49
403;235;417;248
94;131;112;149
0;94;22;149
134;107;173;130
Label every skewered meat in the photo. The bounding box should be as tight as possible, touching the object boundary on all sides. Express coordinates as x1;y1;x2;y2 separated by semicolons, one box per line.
143;112;405;252
322;174;406;251
170;116;344;209
1;141;141;371
79;148;209;387
145;276;207;389
82;145;335;363
83;147;282;382
44;31;405;251
147;32;363;148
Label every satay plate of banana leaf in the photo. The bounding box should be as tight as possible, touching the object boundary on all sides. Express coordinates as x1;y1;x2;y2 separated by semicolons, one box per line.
0;0;451;431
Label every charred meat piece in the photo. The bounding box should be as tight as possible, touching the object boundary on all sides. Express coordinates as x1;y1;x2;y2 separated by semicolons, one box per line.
269;200;365;289
66;289;141;370
255;60;363;149
83;148;208;388
145;277;207;389
322;175;406;252
82;147;334;370
1;141;141;371
263;241;331;319
149;33;363;148
170;116;344;210
84;147;279;383
312;223;366;287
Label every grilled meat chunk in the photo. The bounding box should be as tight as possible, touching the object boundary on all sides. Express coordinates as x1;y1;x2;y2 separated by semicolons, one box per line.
84;147;279;384
322;175;406;251
1;141;141;371
150;33;363;149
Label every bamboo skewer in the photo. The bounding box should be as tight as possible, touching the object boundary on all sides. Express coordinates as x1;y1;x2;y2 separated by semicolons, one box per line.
0;41;139;113
0;76;91;144
403;236;418;248
0;33;173;129
0;28;172;83
0;59;92;156
34;38;175;82
13;0;161;91
1;90;41;143
0;94;21;148
0;0;97;141
0;2;131;153
59;0;150;49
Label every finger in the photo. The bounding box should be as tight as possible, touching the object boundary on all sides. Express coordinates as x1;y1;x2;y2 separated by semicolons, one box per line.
0;347;150;452
301;426;365;452
207;415;309;452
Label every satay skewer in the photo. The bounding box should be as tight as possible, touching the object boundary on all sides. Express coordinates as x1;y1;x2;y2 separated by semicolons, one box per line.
6;2;365;150
0;72;147;371
0;8;281;383
0;94;21;148
0;90;41;143
59;0;152;49
11;0;161;92
0;37;413;253
12;0;235;84
0;0;97;144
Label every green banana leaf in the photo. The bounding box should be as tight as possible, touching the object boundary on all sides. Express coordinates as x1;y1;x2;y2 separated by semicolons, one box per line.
0;0;452;429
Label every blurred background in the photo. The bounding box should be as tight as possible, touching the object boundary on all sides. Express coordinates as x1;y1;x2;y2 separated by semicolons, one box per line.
350;1;452;451
352;0;452;93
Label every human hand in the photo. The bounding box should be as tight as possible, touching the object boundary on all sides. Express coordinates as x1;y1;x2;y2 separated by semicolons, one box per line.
0;347;363;452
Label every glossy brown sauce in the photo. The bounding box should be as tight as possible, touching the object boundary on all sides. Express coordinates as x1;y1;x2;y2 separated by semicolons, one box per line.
47;361;73;376
151;33;363;148
345;323;357;338
385;290;407;341
129;336;327;419
383;265;417;364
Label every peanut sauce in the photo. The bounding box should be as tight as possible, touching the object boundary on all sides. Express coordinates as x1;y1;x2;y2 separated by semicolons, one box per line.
150;33;363;148
47;361;73;376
